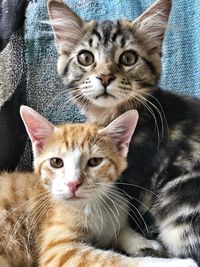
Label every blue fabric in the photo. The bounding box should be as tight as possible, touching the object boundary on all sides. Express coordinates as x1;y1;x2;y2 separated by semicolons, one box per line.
161;0;200;96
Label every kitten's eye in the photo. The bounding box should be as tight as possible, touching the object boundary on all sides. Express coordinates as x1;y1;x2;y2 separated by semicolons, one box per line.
78;50;94;66
50;158;64;169
88;157;103;167
119;50;138;66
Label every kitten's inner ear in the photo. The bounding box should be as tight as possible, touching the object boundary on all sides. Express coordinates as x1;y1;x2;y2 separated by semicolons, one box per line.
20;106;54;156
47;0;83;55
99;110;139;157
133;0;172;51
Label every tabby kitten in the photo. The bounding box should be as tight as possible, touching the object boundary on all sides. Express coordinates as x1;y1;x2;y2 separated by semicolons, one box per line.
48;0;200;264
1;106;193;267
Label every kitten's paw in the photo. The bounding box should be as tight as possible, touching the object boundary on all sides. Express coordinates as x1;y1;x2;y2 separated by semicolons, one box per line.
128;239;162;256
144;239;161;251
138;257;198;267
118;226;162;257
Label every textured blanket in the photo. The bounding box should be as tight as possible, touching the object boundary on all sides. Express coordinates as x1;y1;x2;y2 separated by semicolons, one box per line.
0;0;200;170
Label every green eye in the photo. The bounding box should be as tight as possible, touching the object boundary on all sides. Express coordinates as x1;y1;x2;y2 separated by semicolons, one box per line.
119;50;138;66
88;157;103;167
50;158;64;169
78;50;94;66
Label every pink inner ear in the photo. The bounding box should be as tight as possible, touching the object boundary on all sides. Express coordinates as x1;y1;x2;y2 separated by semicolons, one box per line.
20;106;54;155
99;110;139;157
48;1;83;54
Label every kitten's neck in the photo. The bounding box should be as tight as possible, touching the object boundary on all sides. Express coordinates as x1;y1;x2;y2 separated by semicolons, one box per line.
83;86;158;126
83;102;138;126
84;105;120;126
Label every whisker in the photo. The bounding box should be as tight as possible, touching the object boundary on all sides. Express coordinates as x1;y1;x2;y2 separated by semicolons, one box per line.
95;190;119;245
139;94;164;143
93;198;104;240
0;192;49;227
132;95;161;147
95;182;156;196
94;186;146;236
142;91;169;135
27;198;54;243
117;88;162;148
105;188;149;233
114;182;156;196
43;86;80;113
7;194;50;250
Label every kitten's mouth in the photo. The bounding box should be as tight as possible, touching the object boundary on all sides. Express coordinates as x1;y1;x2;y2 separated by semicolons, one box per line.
68;194;82;200
95;92;116;99
70;196;82;200
68;192;85;201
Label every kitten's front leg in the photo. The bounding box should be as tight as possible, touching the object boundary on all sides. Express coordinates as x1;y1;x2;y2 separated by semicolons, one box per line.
117;225;162;256
39;241;140;267
39;240;198;267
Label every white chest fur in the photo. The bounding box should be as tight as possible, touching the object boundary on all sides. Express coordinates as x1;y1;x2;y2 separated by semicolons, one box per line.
84;193;128;249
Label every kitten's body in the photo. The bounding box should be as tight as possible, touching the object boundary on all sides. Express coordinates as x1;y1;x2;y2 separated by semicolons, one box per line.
2;107;193;267
0;171;126;266
48;0;200;264
0;172;126;265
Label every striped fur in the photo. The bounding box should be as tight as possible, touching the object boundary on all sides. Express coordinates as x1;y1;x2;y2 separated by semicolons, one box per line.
48;0;200;265
0;107;196;267
1;107;195;267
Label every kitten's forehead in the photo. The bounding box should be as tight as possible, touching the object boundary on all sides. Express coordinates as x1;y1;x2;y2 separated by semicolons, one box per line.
54;123;100;149
85;20;133;48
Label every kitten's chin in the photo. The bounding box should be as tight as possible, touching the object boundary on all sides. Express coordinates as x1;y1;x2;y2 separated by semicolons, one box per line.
54;191;87;204
89;95;121;108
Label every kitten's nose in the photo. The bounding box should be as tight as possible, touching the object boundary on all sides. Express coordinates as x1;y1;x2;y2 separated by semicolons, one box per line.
97;74;115;87
67;177;82;193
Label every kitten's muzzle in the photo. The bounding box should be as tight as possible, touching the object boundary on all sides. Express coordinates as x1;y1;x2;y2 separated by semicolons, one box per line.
96;74;116;87
67;177;83;194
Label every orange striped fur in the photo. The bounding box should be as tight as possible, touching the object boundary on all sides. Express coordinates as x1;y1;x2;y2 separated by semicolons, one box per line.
0;106;196;267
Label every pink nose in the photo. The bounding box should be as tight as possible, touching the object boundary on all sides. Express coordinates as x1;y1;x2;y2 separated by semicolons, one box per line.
67;178;82;193
97;74;115;87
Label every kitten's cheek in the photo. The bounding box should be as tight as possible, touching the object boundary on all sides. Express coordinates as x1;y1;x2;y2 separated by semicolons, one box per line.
81;77;102;100
51;180;73;200
53;189;74;200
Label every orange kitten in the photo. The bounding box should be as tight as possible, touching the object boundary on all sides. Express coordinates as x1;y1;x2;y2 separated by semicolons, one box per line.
0;106;196;267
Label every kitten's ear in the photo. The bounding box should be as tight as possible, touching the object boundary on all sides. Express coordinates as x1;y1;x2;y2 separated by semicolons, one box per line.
99;110;139;157
20;106;54;156
133;0;171;51
47;0;83;55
